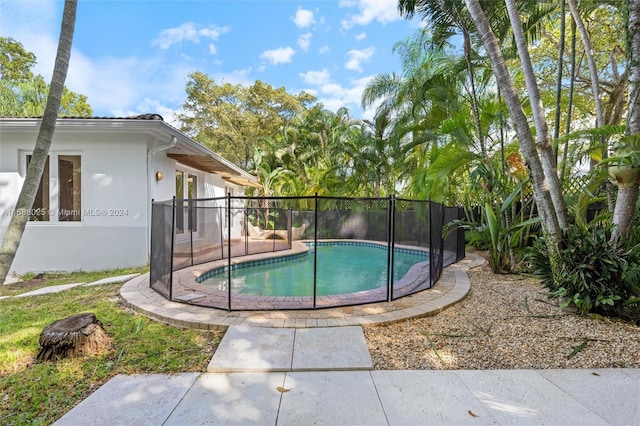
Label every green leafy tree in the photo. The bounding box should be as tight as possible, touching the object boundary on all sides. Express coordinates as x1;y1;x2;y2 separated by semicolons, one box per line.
178;72;315;169
0;37;36;82
0;37;92;117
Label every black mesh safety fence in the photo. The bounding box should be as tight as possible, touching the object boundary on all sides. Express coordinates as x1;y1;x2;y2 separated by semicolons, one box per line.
149;195;465;310
149;201;174;299
391;198;431;299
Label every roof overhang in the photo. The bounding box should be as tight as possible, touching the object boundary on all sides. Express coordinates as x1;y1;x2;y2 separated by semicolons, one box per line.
167;154;240;177
224;176;263;189
0;116;261;189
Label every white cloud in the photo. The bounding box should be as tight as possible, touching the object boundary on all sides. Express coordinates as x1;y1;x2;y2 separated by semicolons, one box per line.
208;44;217;55
292;9;315;28
355;32;367;41
297;33;313;52
341;0;402;29
152;22;230;49
299;67;375;119
319;45;330;55
299;69;331;85
345;47;375;72
260;47;296;65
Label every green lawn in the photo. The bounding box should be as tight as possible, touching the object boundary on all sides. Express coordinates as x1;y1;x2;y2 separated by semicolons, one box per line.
0;277;223;425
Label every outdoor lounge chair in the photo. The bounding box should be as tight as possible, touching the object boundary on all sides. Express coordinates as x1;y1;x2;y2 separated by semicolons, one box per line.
246;222;306;240
246;222;275;239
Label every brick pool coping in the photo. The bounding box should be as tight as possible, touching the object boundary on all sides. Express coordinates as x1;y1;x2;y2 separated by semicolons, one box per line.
120;252;486;330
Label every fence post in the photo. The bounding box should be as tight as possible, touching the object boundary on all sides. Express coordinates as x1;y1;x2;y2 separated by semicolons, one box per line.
169;197;176;301
313;193;318;309
387;195;395;302
227;192;232;311
190;203;194;267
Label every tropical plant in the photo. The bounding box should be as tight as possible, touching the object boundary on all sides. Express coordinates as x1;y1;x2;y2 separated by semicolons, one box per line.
528;224;640;315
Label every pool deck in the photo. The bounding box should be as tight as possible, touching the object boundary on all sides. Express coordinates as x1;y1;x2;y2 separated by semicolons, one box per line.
120;252;485;330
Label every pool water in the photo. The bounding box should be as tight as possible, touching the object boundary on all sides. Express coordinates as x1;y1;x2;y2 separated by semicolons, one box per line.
200;243;428;297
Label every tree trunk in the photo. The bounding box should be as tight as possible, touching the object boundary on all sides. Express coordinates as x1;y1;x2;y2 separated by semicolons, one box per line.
464;0;563;245
611;0;640;242
504;0;569;231
0;0;77;290
553;0;566;148
561;18;578;181
36;313;111;362
567;0;604;129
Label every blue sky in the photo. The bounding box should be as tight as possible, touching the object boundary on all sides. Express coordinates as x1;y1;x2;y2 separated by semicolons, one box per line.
0;0;422;124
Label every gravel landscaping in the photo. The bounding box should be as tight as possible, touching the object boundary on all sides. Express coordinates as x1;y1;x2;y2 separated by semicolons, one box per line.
364;258;640;370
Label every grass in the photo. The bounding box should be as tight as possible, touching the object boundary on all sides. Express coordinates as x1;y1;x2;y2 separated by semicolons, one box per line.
1;266;150;297
0;276;224;425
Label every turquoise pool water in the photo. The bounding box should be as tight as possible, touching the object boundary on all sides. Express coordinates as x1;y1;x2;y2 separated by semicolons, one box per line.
200;243;428;297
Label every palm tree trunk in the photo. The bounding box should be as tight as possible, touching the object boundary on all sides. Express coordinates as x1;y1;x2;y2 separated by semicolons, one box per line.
504;0;569;231
567;0;604;129
463;30;486;160
464;0;563;244
611;0;640;242
561;18;577;181
0;0;78;289
465;0;563;242
553;0;566;153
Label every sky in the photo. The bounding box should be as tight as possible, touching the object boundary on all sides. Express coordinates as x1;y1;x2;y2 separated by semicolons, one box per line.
0;0;423;124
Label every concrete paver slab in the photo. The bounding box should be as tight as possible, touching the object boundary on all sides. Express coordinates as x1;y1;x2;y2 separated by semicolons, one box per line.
15;282;85;298
85;273;141;286
208;325;295;372
372;370;499;425
455;370;609;425
278;371;387;426
165;372;285;425
53;373;199;426
539;368;640;426
292;326;373;371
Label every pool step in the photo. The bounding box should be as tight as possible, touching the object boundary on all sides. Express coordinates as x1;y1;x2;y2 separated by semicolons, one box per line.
207;325;373;372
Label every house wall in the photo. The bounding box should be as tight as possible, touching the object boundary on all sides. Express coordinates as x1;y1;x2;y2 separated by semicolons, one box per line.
150;159;245;254
0;129;149;274
0;122;251;276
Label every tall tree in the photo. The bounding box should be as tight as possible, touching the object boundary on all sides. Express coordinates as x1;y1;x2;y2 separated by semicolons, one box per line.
610;0;640;241
0;37;36;81
504;0;569;231
463;0;564;244
0;37;91;117
178;72;315;169
0;0;78;289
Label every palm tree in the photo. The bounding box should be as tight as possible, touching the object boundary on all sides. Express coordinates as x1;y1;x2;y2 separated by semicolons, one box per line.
504;0;569;231
610;0;640;241
463;0;564;245
0;0;78;289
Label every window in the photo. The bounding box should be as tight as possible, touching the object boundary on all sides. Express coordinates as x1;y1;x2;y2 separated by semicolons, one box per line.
26;154;81;222
27;155;50;221
175;170;198;234
58;155;82;222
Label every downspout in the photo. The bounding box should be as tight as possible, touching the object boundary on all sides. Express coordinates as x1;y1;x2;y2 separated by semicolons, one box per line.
146;136;178;262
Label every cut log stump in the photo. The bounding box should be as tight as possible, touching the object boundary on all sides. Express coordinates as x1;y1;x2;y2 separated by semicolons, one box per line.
36;313;112;362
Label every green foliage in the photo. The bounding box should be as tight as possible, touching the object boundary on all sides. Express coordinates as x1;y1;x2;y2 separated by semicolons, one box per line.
0;38;92;117
0;37;36;82
466;198;539;273
528;224;640;315
178;72;315;169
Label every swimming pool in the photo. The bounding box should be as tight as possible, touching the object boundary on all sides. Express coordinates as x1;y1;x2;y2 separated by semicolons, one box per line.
198;242;428;297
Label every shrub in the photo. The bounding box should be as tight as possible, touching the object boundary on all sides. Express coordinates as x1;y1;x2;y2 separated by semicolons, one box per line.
528;224;640;315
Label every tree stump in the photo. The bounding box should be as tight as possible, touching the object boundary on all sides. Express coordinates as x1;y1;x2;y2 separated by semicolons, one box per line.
36;313;112;362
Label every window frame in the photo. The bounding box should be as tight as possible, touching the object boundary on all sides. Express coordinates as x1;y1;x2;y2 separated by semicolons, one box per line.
21;150;83;225
174;165;201;237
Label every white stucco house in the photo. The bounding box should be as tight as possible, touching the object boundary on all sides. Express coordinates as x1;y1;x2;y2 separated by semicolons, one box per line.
0;114;259;277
